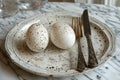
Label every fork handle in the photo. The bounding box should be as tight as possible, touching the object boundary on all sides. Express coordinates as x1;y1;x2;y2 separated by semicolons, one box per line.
77;39;87;72
86;34;98;68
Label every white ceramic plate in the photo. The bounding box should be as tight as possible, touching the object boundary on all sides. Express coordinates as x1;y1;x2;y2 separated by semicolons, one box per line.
5;12;115;77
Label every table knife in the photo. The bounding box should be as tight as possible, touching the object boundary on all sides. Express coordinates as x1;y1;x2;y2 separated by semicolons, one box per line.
82;9;98;68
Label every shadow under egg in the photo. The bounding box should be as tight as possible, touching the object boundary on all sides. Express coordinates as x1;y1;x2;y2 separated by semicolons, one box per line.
14;39;36;55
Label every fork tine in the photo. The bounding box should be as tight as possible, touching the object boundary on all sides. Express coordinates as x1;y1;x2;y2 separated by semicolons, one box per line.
72;17;74;29
72;17;82;38
72;17;76;35
75;18;78;38
77;17;80;38
79;17;83;37
72;17;78;38
72;17;83;39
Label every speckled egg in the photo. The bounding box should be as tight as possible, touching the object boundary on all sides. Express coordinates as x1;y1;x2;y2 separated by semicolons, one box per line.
50;22;75;49
25;23;49;52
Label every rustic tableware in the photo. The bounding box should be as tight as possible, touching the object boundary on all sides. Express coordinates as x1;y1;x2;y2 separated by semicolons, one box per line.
72;17;87;72
5;12;115;77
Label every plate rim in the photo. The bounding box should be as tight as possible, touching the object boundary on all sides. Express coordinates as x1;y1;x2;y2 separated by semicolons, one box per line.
5;12;116;77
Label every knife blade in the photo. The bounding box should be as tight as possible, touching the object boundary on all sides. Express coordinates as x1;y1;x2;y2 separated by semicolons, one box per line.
82;9;91;35
82;9;98;68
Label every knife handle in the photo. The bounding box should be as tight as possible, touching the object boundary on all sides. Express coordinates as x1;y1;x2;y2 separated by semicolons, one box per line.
77;39;87;72
86;35;98;68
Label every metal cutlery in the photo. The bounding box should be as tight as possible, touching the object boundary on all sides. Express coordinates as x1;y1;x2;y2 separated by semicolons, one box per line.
72;17;87;72
82;9;98;68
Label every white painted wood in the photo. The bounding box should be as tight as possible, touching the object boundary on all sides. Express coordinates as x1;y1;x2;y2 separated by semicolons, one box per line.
87;0;93;4
104;0;109;5
75;0;120;6
109;0;118;6
74;0;87;3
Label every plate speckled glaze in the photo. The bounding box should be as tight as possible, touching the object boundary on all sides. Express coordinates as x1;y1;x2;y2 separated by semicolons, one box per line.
5;12;115;77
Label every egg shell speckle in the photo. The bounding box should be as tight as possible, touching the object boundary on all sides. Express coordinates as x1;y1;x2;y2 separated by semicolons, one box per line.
50;22;76;49
25;23;49;52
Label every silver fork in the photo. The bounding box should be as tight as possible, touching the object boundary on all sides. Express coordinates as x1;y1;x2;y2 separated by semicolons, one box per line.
72;17;87;72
